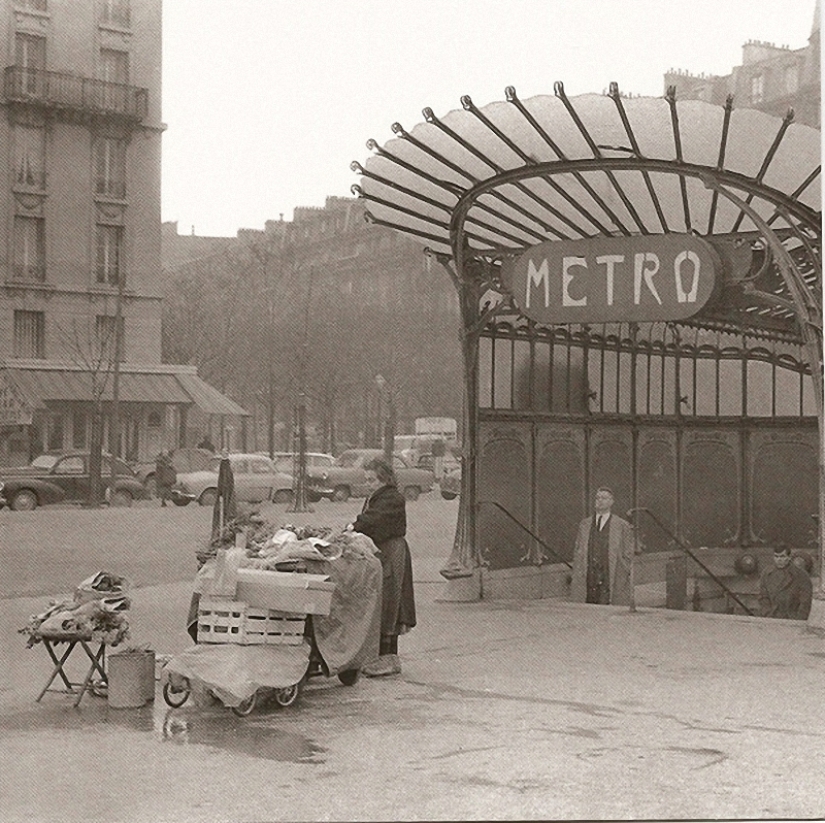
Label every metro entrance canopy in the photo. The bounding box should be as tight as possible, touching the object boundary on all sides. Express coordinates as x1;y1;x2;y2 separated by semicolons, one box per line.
352;84;822;597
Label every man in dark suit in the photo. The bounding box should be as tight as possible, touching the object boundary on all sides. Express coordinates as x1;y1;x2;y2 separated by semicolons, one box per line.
571;487;636;606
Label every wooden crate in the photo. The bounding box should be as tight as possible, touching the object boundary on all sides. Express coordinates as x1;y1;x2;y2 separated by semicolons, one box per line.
198;598;306;646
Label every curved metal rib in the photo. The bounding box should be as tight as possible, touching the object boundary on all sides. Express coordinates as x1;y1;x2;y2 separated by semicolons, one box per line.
707;95;734;235
730;109;795;233
665;85;692;231
555;81;649;234
507;86;628;235
609;82;669;232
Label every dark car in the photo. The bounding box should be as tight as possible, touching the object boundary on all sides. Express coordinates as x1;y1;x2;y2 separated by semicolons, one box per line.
0;451;147;510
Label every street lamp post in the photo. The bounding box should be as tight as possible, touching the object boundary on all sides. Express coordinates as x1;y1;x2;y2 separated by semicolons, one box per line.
375;374;396;465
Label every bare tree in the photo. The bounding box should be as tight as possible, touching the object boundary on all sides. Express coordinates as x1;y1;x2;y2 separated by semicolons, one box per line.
53;315;119;506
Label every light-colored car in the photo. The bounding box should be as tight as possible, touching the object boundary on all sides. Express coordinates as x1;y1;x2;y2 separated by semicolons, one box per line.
174;453;294;507
270;452;336;474
306;448;435;502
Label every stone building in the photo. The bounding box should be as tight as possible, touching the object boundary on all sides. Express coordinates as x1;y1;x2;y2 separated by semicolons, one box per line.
162;196;462;453
664;1;820;127
0;0;246;466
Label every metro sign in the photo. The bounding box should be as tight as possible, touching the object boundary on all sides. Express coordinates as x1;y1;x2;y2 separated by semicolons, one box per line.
508;234;719;323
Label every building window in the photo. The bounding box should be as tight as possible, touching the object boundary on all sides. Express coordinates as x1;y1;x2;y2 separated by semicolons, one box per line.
72;410;87;449
100;0;130;27
47;416;64;452
95;314;125;359
13;216;46;281
751;74;764;104
784;65;799;95
14;125;46;188
96;224;123;284
15;33;46;95
100;48;129;84
95;137;127;198
13;310;45;358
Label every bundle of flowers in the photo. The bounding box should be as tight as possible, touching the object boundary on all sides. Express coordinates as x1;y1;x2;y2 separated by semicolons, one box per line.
19;597;130;648
242;522;378;570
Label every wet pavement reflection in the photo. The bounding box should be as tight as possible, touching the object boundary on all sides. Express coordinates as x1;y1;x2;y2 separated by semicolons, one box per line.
0;699;326;764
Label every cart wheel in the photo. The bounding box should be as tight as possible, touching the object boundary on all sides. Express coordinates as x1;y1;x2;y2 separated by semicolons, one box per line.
231;692;258;717
273;681;302;708
163;680;190;708
337;669;360;686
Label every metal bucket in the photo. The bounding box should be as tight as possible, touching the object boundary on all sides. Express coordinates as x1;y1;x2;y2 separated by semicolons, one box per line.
108;651;150;708
142;649;156;702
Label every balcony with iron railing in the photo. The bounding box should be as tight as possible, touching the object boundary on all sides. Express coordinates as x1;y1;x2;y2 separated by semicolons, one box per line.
3;66;148;124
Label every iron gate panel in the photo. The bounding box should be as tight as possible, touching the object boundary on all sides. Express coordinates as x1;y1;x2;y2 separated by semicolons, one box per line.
750;428;818;547
535;424;585;565
589;426;633;518
681;431;740;548
477;422;532;570
637;429;678;553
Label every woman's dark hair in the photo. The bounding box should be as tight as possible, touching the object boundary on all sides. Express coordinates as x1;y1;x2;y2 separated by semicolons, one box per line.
365;457;396;486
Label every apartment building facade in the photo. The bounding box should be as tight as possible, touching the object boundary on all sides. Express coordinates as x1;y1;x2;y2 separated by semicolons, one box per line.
162;196;463;453
0;0;246;466
664;2;820;127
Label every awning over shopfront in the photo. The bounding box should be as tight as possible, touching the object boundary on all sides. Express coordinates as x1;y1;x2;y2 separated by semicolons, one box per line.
1;368;249;416
175;373;250;416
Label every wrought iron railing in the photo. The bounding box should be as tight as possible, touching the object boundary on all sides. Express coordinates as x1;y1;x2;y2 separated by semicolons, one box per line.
95;179;127;199
12;264;46;282
4;66;148;122
627;507;754;615
477;499;573;568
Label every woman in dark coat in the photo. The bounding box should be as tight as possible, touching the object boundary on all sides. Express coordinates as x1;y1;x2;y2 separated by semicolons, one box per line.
352;457;416;677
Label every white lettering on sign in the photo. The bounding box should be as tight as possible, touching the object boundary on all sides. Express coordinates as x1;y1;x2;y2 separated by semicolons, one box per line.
525;258;549;310
675;250;701;303
634;252;662;305
595;254;623;306
509;233;718;323
562;256;587;306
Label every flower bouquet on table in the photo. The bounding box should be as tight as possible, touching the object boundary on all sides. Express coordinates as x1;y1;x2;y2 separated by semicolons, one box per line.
18;571;131;648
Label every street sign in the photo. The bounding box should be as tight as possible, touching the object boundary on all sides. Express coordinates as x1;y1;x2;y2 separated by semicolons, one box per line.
506;233;719;323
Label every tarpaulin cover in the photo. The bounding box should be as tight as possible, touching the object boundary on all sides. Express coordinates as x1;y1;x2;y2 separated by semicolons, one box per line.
307;551;383;676
163;642;311;707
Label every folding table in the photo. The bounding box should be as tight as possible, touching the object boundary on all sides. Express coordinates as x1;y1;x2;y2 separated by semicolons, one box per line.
34;632;108;707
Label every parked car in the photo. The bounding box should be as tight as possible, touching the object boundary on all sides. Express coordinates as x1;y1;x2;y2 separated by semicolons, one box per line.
270;452;336;474
132;447;214;498
0;480;6;509
415;452;461;475
0;451;147;511
174;453;294;507
439;465;461;500
305;448;435;502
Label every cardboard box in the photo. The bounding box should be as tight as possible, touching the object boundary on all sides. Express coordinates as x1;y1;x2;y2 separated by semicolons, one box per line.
235;569;335;615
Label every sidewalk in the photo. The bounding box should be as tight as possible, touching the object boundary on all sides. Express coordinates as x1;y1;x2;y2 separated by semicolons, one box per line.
1;576;823;822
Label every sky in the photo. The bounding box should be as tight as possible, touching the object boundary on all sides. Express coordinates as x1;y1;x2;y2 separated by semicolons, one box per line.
161;0;818;237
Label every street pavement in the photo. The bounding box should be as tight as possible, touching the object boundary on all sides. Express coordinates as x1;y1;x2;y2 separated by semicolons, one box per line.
1;556;824;821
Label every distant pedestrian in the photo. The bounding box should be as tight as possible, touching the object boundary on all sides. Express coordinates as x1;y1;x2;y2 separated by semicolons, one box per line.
351;457;416;677
570;487;636;606
156;451;177;508
759;544;812;620
198;435;215;452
